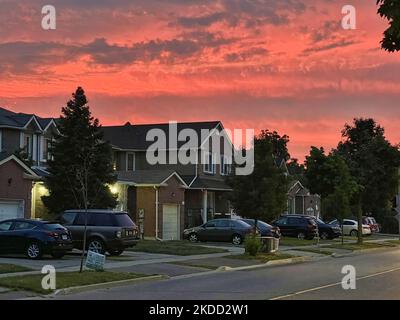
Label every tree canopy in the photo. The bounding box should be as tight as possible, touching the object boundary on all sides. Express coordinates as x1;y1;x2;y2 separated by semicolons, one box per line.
377;0;400;52
42;87;117;214
336;118;400;221
227;130;288;223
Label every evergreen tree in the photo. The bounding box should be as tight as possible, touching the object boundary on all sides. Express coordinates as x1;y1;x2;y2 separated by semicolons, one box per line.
42;87;117;215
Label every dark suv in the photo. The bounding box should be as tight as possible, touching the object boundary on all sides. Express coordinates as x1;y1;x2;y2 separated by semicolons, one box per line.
272;215;317;240
59;210;139;255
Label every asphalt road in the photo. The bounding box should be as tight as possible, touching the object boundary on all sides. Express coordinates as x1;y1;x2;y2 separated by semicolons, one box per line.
42;246;400;300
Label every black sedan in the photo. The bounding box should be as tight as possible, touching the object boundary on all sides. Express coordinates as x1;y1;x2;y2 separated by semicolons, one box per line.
240;219;281;238
312;218;342;240
0;219;73;259
183;219;255;245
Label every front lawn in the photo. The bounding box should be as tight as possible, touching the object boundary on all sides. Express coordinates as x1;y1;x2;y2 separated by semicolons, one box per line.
128;240;228;256
0;271;148;294
227;252;296;263
0;264;32;274
329;242;396;251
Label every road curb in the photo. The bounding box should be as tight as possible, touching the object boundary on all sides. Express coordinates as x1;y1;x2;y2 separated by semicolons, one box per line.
52;274;167;296
331;245;399;258
216;256;313;272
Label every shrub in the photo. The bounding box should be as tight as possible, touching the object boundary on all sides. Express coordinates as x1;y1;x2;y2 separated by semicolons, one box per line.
382;215;399;234
244;235;262;256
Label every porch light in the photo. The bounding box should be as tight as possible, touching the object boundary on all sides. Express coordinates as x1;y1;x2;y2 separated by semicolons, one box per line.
109;184;119;195
38;185;48;196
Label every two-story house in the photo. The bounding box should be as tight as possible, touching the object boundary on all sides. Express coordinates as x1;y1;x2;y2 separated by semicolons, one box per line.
0;107;57;221
102;121;234;240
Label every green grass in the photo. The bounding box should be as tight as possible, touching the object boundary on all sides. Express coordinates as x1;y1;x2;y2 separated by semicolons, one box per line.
0;271;148;294
385;240;400;246
292;248;333;256
329;242;396;251
279;237;335;247
0;264;33;274
227;251;296;263
128;240;228;256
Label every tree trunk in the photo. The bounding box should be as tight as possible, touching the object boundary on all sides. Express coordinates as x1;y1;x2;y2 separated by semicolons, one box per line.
79;206;88;273
357;207;363;245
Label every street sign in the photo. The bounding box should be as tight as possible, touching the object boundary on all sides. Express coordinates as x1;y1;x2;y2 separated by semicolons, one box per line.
85;250;106;271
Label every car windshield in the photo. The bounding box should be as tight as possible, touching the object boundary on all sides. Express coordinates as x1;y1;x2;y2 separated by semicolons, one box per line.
114;214;135;227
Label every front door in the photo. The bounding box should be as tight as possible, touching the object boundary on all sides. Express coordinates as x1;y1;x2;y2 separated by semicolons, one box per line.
162;204;180;240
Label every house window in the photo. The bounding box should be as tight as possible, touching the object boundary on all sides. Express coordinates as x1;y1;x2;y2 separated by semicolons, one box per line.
43;138;53;161
204;152;216;174
126;153;135;171
23;134;33;158
220;155;232;176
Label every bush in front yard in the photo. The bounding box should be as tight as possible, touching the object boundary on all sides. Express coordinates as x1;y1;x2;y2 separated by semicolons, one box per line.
244;235;262;256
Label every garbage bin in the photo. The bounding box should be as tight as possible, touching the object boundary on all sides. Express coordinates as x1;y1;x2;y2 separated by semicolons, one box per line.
261;237;280;253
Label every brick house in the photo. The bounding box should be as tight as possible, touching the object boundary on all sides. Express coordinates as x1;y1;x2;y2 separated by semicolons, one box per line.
102;121;234;240
0;107;234;239
0;107;56;220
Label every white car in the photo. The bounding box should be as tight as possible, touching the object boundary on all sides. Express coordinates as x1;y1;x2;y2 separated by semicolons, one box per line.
329;219;371;237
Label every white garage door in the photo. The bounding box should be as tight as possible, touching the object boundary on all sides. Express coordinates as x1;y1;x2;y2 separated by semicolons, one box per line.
0;201;24;222
162;204;180;240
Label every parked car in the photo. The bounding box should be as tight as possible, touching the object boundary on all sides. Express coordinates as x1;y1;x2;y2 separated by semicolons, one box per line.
240;218;281;238
310;217;342;240
0;219;73;259
183;218;255;245
328;219;371;237
59;210;139;255
362;216;380;233
271;215;317;240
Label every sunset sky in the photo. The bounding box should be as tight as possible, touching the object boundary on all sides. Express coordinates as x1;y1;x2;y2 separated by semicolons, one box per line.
0;0;399;161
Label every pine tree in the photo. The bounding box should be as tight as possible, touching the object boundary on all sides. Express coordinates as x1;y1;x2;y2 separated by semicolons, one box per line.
42;87;117;215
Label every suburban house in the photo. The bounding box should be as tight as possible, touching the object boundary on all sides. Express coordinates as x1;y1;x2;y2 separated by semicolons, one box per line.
275;155;321;217
0;107;235;240
0;107;56;221
0;105;320;239
101;121;234;240
286;180;321;217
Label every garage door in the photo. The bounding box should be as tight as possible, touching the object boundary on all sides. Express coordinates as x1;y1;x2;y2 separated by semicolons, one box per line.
0;201;24;222
162;204;180;240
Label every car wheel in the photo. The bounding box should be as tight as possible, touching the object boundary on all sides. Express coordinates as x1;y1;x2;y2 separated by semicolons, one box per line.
350;230;358;237
297;232;306;240
108;249;124;256
320;232;329;240
26;242;43;260
87;238;106;254
51;252;65;259
232;234;243;245
188;233;199;243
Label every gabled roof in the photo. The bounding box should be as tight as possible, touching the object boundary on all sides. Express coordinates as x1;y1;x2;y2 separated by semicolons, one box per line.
116;170;188;187
0;107;57;131
102;121;222;150
189;177;232;191
0;153;40;179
